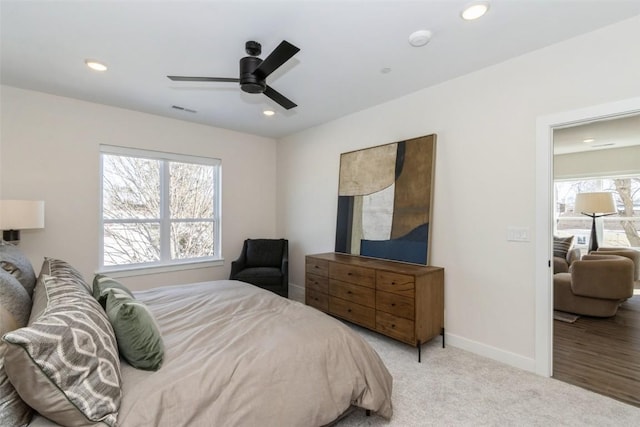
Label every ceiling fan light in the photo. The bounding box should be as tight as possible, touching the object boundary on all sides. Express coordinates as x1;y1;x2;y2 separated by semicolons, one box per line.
263;109;275;117
85;59;107;71
461;2;490;21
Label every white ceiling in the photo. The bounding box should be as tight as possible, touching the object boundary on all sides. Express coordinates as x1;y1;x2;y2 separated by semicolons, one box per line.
2;1;640;139
554;113;640;155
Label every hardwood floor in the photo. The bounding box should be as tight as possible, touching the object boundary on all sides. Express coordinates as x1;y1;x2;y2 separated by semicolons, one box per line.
553;290;640;407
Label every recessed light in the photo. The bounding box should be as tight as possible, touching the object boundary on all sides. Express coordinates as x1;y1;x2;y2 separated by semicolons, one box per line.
461;2;490;21
583;138;595;143
263;109;275;117
408;30;432;47
85;59;107;71
380;67;392;74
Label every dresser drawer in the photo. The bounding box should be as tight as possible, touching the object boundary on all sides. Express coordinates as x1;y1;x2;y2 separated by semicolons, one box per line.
376;271;414;297
329;280;375;308
306;289;329;312
306;257;329;277
376;290;414;320
306;273;329;294
329;296;375;329
330;263;375;288
376;311;415;344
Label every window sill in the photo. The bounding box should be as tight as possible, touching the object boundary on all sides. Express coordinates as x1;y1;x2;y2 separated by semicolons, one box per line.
96;258;224;278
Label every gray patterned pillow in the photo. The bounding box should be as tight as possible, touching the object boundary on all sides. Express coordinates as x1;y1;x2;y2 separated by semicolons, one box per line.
0;270;33;427
45;257;92;294
3;273;122;427
553;235;575;259
0;241;36;298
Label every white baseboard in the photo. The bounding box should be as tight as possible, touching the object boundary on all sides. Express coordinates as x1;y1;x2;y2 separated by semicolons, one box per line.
290;282;535;374
445;332;536;373
288;282;305;303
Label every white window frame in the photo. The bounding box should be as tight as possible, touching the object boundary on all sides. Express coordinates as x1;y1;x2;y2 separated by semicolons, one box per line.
98;145;222;276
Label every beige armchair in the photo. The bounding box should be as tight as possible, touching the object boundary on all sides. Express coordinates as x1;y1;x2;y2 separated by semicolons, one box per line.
595;247;640;285
554;253;634;317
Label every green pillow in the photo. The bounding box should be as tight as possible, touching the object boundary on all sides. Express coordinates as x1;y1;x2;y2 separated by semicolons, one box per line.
105;290;164;371
93;274;134;308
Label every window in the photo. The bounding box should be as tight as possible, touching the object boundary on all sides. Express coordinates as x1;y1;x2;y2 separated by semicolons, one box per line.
555;176;640;252
100;146;221;271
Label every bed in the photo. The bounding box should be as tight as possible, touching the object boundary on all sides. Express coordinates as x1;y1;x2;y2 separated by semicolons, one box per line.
0;248;393;427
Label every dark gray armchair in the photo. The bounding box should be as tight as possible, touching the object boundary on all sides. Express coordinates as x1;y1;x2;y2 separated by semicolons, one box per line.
229;239;288;298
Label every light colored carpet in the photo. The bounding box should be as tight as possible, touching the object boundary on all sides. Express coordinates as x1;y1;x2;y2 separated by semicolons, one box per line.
338;326;640;426
553;310;580;323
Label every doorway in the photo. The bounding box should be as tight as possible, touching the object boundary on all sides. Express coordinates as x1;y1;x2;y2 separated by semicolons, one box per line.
551;114;640;406
534;97;640;379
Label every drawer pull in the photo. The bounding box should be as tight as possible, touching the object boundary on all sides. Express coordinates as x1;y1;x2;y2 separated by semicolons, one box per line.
347;291;352;294
347;309;352;313
391;324;396;328
391;303;396;307
347;272;352;276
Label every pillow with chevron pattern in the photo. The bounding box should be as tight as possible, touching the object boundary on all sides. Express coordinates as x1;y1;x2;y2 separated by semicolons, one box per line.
2;271;122;427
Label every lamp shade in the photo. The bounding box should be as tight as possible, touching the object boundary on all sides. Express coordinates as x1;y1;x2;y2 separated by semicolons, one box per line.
574;192;616;215
0;200;45;230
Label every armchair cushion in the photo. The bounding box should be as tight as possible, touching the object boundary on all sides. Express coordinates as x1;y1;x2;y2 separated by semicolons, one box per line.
246;239;285;268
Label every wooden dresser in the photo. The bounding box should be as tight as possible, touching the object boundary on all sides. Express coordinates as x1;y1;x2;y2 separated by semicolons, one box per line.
305;252;444;361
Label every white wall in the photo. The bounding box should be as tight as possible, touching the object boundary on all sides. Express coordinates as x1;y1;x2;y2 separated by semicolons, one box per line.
277;16;640;371
0;86;277;290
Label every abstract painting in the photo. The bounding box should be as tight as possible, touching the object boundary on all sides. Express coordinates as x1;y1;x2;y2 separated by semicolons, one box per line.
335;134;437;265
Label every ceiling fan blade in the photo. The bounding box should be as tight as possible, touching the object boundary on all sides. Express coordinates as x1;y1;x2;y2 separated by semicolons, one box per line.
263;86;297;110
253;40;300;79
168;76;240;83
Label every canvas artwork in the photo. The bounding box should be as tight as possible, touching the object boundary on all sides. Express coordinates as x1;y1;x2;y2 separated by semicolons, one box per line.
335;134;437;265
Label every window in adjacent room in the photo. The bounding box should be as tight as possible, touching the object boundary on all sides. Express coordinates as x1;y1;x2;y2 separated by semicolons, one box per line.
554;175;640;252
100;145;221;271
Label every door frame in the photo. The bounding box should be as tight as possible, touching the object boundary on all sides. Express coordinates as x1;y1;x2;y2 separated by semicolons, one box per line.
534;96;640;376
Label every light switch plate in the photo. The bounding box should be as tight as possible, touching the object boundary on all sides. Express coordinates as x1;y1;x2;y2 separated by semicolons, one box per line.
507;226;530;242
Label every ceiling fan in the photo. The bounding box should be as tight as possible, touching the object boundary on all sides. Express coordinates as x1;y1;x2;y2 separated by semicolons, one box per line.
168;40;300;110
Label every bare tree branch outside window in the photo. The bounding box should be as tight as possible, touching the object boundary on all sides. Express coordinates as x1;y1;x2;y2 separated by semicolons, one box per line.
102;153;217;267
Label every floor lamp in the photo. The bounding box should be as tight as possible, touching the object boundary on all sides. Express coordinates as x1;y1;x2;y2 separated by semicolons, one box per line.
574;192;616;252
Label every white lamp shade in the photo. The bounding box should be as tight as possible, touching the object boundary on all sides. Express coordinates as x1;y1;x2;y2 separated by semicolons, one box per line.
574;192;616;215
0;200;45;230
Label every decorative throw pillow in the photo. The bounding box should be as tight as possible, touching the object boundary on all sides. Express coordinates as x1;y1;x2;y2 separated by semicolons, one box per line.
2;273;122;427
0;270;33;427
0;241;37;298
44;257;93;294
105;289;164;371
553;235;574;260
93;274;134;309
27;267;49;326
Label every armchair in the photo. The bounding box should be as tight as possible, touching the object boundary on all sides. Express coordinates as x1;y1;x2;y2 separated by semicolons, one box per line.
554;253;634;317
595;247;640;285
230;239;288;298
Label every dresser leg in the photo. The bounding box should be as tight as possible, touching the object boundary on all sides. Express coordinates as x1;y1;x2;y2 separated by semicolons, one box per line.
417;340;422;363
441;327;446;348
366;410;371;416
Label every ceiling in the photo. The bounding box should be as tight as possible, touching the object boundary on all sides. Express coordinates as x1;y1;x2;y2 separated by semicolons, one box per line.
2;1;640;139
554;113;640;155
